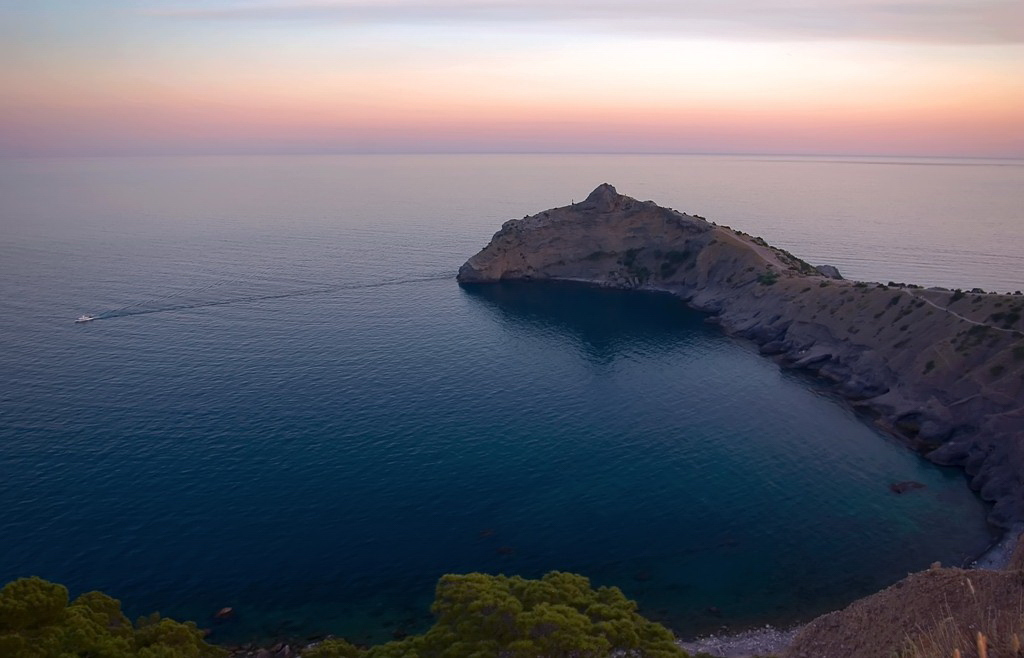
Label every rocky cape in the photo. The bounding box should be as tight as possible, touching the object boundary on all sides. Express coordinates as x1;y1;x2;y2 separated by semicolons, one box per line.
458;184;1024;526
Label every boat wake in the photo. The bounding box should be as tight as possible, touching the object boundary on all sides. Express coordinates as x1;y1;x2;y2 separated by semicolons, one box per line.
77;272;453;322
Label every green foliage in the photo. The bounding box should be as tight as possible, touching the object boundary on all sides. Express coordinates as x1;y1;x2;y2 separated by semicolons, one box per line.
366;571;685;658
664;250;691;265
659;250;692;279
303;638;365;658
771;247;816;275
950;289;965;303
617;249;651;285
923;360;935;374
0;577;225;658
1;573;685;658
620;248;642;268
0;577;68;631
756;270;778;286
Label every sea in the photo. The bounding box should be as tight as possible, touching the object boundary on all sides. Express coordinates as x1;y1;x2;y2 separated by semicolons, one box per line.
1;154;1022;645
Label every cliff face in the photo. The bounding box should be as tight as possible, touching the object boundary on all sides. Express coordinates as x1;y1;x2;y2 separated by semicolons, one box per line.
458;184;1024;525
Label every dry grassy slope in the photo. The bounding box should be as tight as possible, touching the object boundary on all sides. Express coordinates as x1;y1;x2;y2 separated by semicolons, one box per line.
457;184;1024;525
785;563;1024;658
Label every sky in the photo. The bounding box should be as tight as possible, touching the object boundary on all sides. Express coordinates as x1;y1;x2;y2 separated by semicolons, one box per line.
1;0;1023;157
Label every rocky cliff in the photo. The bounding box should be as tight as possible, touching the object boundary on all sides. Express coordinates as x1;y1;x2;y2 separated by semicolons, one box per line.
458;184;1024;525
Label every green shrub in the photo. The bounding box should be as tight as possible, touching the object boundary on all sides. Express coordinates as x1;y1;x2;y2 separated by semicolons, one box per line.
305;638;364;658
658;250;692;279
0;577;68;631
619;248;642;268
366;572;685;658
0;573;685;658
0;577;225;658
664;250;690;264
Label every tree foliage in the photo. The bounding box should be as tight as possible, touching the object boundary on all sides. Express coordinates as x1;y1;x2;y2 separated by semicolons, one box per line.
353;571;686;658
0;577;225;658
2;573;688;658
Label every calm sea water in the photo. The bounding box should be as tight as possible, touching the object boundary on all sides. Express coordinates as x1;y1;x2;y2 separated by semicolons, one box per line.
1;155;1021;644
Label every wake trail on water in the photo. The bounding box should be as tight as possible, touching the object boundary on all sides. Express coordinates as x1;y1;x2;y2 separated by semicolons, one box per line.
86;272;454;321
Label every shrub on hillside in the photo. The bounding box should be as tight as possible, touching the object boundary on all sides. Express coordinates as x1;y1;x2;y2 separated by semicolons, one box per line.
0;577;225;658
360;571;686;658
2;573;685;658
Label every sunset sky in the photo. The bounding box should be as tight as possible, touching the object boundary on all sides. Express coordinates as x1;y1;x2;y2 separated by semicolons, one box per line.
2;0;1023;157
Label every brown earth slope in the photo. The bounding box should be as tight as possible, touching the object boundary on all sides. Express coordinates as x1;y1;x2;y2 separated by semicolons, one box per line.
786;558;1024;658
457;184;1024;525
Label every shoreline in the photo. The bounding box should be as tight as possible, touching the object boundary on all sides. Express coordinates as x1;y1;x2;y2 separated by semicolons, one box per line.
455;183;1024;655
971;523;1024;570
674;530;1022;658
215;529;1021;656
226;185;1022;655
457;184;1024;527
678;624;803;658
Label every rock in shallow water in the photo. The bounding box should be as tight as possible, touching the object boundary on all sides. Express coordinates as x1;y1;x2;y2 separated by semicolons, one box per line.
890;481;926;494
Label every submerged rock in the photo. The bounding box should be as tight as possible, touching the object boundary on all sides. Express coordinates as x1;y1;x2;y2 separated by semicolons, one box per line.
890;481;926;494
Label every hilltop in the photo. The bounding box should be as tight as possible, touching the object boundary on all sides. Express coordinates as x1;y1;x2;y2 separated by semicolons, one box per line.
458;184;1024;525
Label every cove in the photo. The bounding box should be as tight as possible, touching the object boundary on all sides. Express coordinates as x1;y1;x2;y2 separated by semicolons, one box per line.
0;278;993;647
448;282;996;634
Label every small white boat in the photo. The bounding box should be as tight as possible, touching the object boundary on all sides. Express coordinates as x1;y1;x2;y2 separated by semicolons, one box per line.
75;315;95;323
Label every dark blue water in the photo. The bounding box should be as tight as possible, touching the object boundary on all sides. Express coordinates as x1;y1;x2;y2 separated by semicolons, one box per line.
0;155;1002;645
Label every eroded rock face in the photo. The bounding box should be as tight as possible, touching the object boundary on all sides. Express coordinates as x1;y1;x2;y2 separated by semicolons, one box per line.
458;184;714;286
459;184;1024;525
815;265;843;280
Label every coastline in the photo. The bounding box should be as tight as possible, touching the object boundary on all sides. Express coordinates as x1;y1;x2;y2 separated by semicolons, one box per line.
173;184;1024;656
675;528;1023;658
971;523;1024;570
457;184;1024;528
454;183;1024;655
679;625;803;658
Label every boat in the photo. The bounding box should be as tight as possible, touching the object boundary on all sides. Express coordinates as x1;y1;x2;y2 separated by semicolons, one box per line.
75;315;95;323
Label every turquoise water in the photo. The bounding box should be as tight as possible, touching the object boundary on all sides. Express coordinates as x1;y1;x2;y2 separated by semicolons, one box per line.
0;155;1013;645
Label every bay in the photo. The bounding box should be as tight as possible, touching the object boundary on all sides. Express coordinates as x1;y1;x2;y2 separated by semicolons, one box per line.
1;154;1019;644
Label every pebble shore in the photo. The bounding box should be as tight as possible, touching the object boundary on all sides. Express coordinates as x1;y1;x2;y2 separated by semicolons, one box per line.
678;625;801;657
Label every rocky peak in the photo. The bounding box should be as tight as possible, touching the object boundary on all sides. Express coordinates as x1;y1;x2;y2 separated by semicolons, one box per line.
581;183;622;213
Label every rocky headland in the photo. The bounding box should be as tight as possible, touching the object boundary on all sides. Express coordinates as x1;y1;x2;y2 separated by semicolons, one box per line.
458;184;1024;526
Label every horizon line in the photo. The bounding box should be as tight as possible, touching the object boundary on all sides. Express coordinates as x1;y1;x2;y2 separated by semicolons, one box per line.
3;150;1023;162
